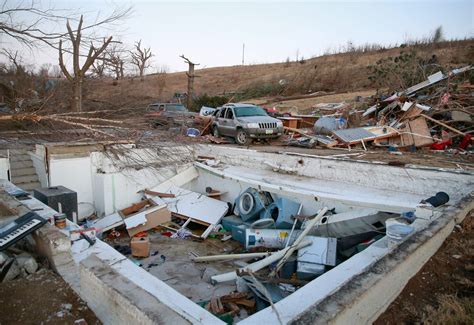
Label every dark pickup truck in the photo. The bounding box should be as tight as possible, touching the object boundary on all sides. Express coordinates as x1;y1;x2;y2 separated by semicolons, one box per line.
146;103;197;126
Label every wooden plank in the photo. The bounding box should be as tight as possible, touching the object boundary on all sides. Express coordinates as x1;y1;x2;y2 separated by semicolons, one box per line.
421;114;465;135
409;117;434;147
143;189;176;198
400;125;414;146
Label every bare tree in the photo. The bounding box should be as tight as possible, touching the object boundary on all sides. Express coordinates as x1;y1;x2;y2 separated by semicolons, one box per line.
130;40;153;80
2;49;24;74
91;52;108;78
0;1;131;49
39;63;52;77
58;15;113;111
180;55;199;109
105;43;127;79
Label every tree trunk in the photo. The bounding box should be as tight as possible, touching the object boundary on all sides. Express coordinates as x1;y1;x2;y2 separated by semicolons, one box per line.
73;79;82;112
187;63;194;109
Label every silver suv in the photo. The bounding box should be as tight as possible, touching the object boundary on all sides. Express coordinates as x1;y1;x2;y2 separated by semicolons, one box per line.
212;103;283;145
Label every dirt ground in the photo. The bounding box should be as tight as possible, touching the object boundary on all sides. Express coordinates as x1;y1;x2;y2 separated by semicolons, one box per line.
104;228;244;303
375;213;474;324
0;268;100;325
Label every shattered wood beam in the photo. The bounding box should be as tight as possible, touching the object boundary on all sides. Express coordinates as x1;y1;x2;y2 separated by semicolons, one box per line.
58;116;124;124
421;114;465;136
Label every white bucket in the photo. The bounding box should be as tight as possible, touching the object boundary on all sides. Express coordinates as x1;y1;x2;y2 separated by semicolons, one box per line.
386;222;414;249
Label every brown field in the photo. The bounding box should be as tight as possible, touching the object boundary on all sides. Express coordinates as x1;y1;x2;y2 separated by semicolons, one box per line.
84;40;474;109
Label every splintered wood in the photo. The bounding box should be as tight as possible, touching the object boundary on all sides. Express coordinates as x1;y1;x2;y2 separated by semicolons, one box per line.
400;117;434;147
205;293;255;316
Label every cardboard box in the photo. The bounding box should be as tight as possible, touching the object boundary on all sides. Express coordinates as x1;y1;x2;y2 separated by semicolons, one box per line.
122;201;171;237
131;236;150;257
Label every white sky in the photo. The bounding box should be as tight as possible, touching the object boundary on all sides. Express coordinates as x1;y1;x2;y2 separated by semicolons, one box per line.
3;0;473;73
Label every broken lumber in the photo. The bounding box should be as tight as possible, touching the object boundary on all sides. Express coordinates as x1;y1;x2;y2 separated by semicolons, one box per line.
271;207;328;277
193;252;272;263
210;240;311;284
421;114;465;135
142;189;176;198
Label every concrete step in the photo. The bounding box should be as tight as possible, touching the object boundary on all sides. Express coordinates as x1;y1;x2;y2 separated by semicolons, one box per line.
10;167;36;177
18;181;41;192
10;154;31;162
10;160;34;169
11;174;39;184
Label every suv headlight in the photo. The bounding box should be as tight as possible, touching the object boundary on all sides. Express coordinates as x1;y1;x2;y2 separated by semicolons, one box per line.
276;121;283;127
246;123;259;128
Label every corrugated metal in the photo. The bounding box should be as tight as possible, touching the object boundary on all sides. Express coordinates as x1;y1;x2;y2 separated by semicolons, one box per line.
333;128;374;143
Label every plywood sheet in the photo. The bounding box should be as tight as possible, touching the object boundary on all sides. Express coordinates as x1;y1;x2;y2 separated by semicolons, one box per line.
154;185;228;225
409;117;433;147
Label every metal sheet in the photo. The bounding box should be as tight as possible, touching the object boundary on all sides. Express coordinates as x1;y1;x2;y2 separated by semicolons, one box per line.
332;128;374;143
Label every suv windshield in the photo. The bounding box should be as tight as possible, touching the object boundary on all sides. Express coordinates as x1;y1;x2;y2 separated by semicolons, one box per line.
166;104;187;112
234;106;268;117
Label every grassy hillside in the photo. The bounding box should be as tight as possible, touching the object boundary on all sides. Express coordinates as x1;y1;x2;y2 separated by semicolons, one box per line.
85;40;473;109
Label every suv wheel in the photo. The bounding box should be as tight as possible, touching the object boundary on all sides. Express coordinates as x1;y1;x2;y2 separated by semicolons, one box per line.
236;129;251;145
213;125;220;137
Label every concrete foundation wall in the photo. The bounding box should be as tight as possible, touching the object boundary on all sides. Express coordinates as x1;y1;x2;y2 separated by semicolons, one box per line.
32;223;80;292
197;145;473;202
92;165;179;216
49;156;94;219
29;144;195;218
30;152;48;187
80;255;192;325
240;195;473;324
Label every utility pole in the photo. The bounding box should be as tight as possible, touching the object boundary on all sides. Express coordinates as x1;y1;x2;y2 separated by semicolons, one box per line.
180;54;200;110
242;43;245;65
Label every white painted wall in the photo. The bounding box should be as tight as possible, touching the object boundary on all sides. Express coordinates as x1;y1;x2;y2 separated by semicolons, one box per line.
48;155;94;219
92;166;178;216
31;146;194;219
0;157;9;180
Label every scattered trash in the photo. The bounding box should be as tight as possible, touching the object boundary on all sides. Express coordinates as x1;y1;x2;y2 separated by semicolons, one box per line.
422;192;450;207
186;128;201;137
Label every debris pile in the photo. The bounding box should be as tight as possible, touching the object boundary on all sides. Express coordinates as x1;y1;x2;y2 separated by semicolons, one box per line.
283;66;473;153
0;250;40;283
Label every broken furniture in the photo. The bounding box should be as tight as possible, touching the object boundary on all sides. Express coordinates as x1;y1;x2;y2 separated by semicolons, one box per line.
278;116;302;129
147;185;229;239
121;199;171;237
